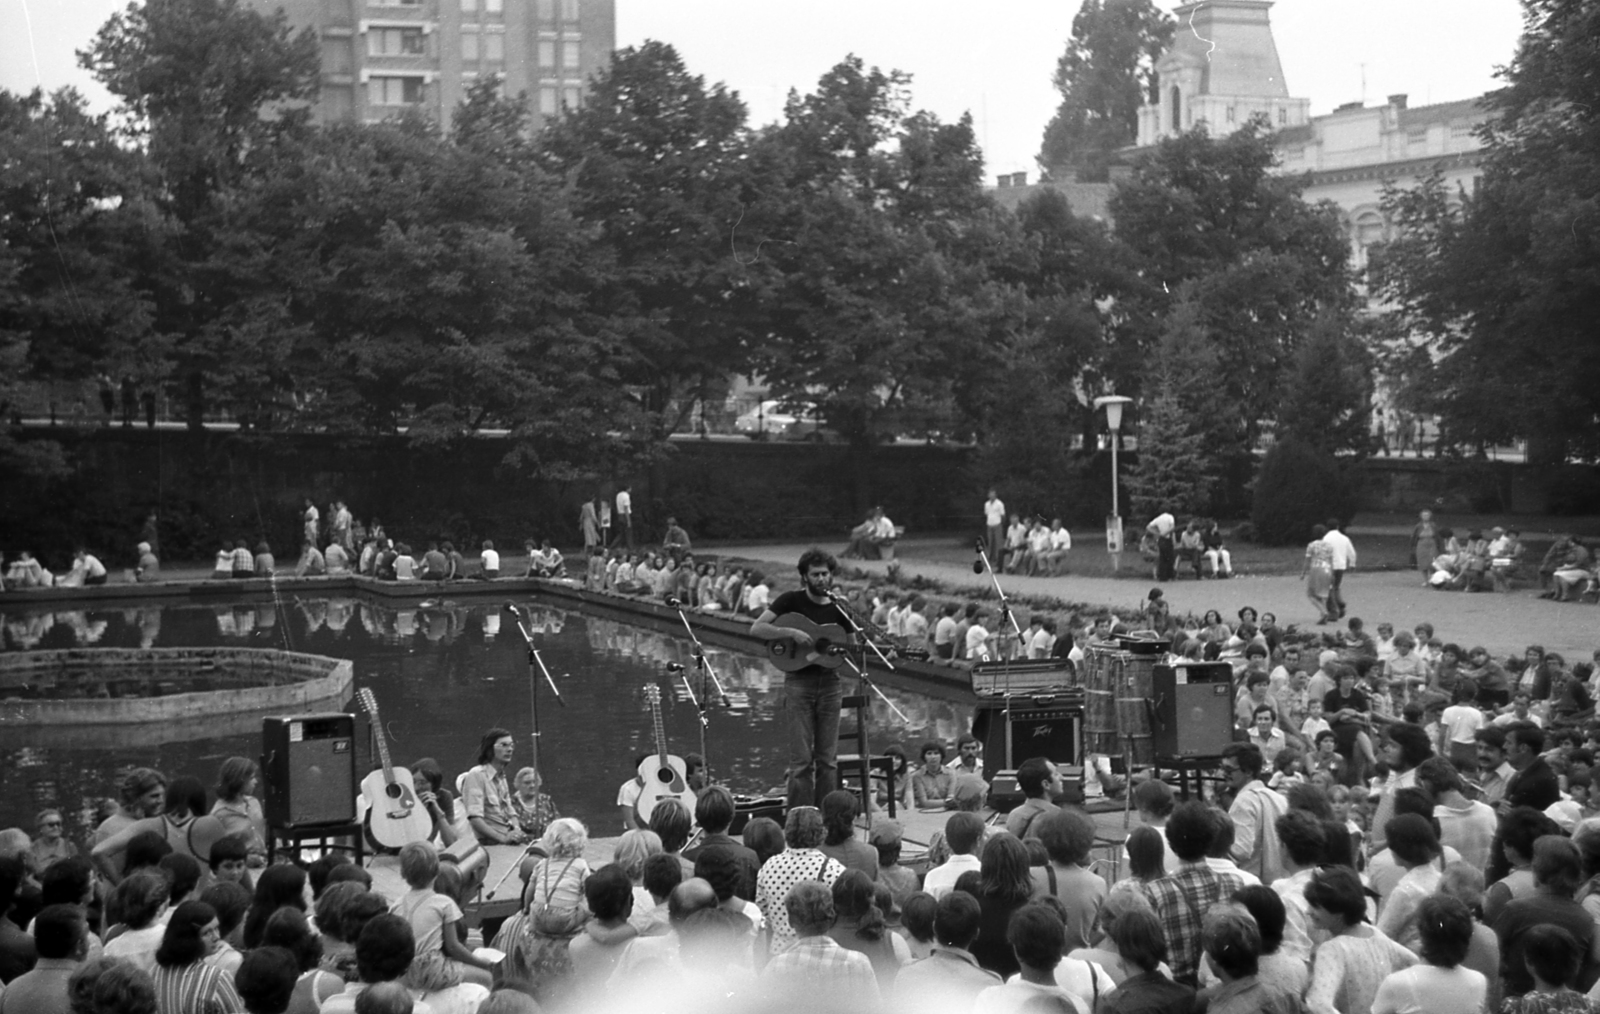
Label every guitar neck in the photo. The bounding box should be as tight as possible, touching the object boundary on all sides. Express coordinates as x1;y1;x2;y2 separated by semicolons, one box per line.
366;699;397;783
651;697;669;763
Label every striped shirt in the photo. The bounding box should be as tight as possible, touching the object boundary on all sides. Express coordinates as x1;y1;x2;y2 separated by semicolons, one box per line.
151;961;244;1014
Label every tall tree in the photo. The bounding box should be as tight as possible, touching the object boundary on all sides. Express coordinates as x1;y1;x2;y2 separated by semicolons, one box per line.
1037;0;1174;182
534;41;763;448
749;56;1012;504
1276;313;1376;456
1123;291;1220;518
80;0;318;429
1369;0;1600;462
1106;121;1354;460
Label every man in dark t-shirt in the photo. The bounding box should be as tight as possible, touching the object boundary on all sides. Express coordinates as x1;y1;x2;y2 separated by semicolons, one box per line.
751;548;854;808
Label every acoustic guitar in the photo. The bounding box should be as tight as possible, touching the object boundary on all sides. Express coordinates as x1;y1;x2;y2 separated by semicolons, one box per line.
764;613;929;672
634;685;697;824
357;688;434;849
764;613;853;672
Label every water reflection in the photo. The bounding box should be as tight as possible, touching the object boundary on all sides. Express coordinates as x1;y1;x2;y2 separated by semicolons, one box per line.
1;595;976;845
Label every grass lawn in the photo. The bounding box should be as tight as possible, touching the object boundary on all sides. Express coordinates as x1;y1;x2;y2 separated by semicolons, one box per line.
891;530;1566;581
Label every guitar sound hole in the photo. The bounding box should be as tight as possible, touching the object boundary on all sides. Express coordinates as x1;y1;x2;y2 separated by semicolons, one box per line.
386;784;402;799
657;771;675;784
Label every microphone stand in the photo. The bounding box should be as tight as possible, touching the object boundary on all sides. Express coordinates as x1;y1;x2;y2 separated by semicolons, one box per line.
974;540;1025;770
666;596;727;787
829;592;910;722
504;603;566;778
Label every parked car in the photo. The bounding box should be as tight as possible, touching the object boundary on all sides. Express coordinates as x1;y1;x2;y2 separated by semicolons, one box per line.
733;400;833;441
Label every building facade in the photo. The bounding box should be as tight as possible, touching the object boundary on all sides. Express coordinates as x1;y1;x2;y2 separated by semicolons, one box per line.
255;0;615;128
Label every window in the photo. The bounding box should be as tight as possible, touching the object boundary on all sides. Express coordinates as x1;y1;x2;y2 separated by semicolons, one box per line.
537;0;553;18
1225;105;1235;124
538;40;554;67
368;28;424;56
322;38;353;73
560;0;578;20
1169;86;1180;132
485;0;502;12
484;33;502;62
563;84;581;109
461;0;476;11
562;40;579;69
461;30;478;60
539;85;558;116
369;75;423;106
1277;107;1286;125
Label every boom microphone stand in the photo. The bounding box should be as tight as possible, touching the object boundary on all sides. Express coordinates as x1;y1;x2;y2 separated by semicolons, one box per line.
973;539;1027;769
665;596;729;786
485;603;567;902
502;603;566;779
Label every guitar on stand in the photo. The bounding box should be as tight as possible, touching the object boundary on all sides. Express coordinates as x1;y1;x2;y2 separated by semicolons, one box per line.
635;685;697;825
356;688;434;850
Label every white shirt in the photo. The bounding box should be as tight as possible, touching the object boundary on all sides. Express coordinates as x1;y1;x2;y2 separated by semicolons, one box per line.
1322;529;1357;569
1441;704;1486;744
480;549;500;571
922;853;983;899
965;624;991;662
1050;527;1072;550
1147;512;1175;537
974;980;1088;1014
616;490;632;516
984;498;1006;527
746;584;770;614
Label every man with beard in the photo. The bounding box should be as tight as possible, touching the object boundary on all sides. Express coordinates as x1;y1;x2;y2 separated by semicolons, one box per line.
751;548;856;808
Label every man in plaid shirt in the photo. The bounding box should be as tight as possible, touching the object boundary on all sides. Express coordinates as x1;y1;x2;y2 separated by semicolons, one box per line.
1144;800;1244;986
762;881;879;1008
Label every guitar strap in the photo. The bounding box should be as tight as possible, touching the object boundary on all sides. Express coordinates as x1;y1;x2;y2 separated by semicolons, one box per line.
814;853;829;882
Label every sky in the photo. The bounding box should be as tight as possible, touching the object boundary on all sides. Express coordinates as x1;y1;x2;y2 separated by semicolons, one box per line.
2;0;1525;176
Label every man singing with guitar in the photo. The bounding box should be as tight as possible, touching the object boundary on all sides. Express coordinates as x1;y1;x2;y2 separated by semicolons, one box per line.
750;548;856;808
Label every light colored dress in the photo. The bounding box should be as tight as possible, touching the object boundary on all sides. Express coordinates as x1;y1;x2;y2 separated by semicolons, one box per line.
1307;925;1419;1014
1306;540;1335;611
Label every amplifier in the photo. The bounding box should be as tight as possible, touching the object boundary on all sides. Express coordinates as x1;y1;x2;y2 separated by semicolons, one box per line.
988;767;1085;813
1152;662;1236;759
972;702;1083;772
728;795;785;835
970;657;1080;698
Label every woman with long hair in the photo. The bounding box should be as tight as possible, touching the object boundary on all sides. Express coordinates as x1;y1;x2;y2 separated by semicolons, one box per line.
817;790;876;879
92;776;226;884
260;907;343;1014
209;757;267;865
1111;825;1168;903
152;900;245;1014
827;870;909;989
240;864;308;951
968;834;1036;978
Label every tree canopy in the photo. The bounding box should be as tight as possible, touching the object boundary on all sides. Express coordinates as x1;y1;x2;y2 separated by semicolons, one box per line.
1370;0;1600;462
1037;0;1173;182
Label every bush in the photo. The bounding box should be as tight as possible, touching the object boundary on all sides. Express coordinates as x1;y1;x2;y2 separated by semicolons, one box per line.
1250;440;1358;546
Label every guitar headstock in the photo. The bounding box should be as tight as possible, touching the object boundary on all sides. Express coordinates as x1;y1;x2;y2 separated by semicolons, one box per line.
357;687;378;717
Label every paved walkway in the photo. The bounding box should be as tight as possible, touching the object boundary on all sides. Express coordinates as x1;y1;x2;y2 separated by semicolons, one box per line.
712;541;1598;659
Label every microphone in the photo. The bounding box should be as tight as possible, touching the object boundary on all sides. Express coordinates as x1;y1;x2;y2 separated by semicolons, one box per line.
972;560;985;574
502;601;521;613
664;596;682;609
666;662;686;672
824;587;848;601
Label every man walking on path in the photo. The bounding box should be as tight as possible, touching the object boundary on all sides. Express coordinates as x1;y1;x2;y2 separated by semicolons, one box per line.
615;486;633;551
983;489;1005;566
1322;519;1357;619
1147;509;1176;582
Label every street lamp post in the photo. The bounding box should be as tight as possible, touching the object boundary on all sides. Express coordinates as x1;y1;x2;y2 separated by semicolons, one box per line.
1094;396;1133;573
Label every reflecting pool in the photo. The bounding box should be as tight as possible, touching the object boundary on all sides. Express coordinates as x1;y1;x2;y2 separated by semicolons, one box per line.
1;593;976;841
